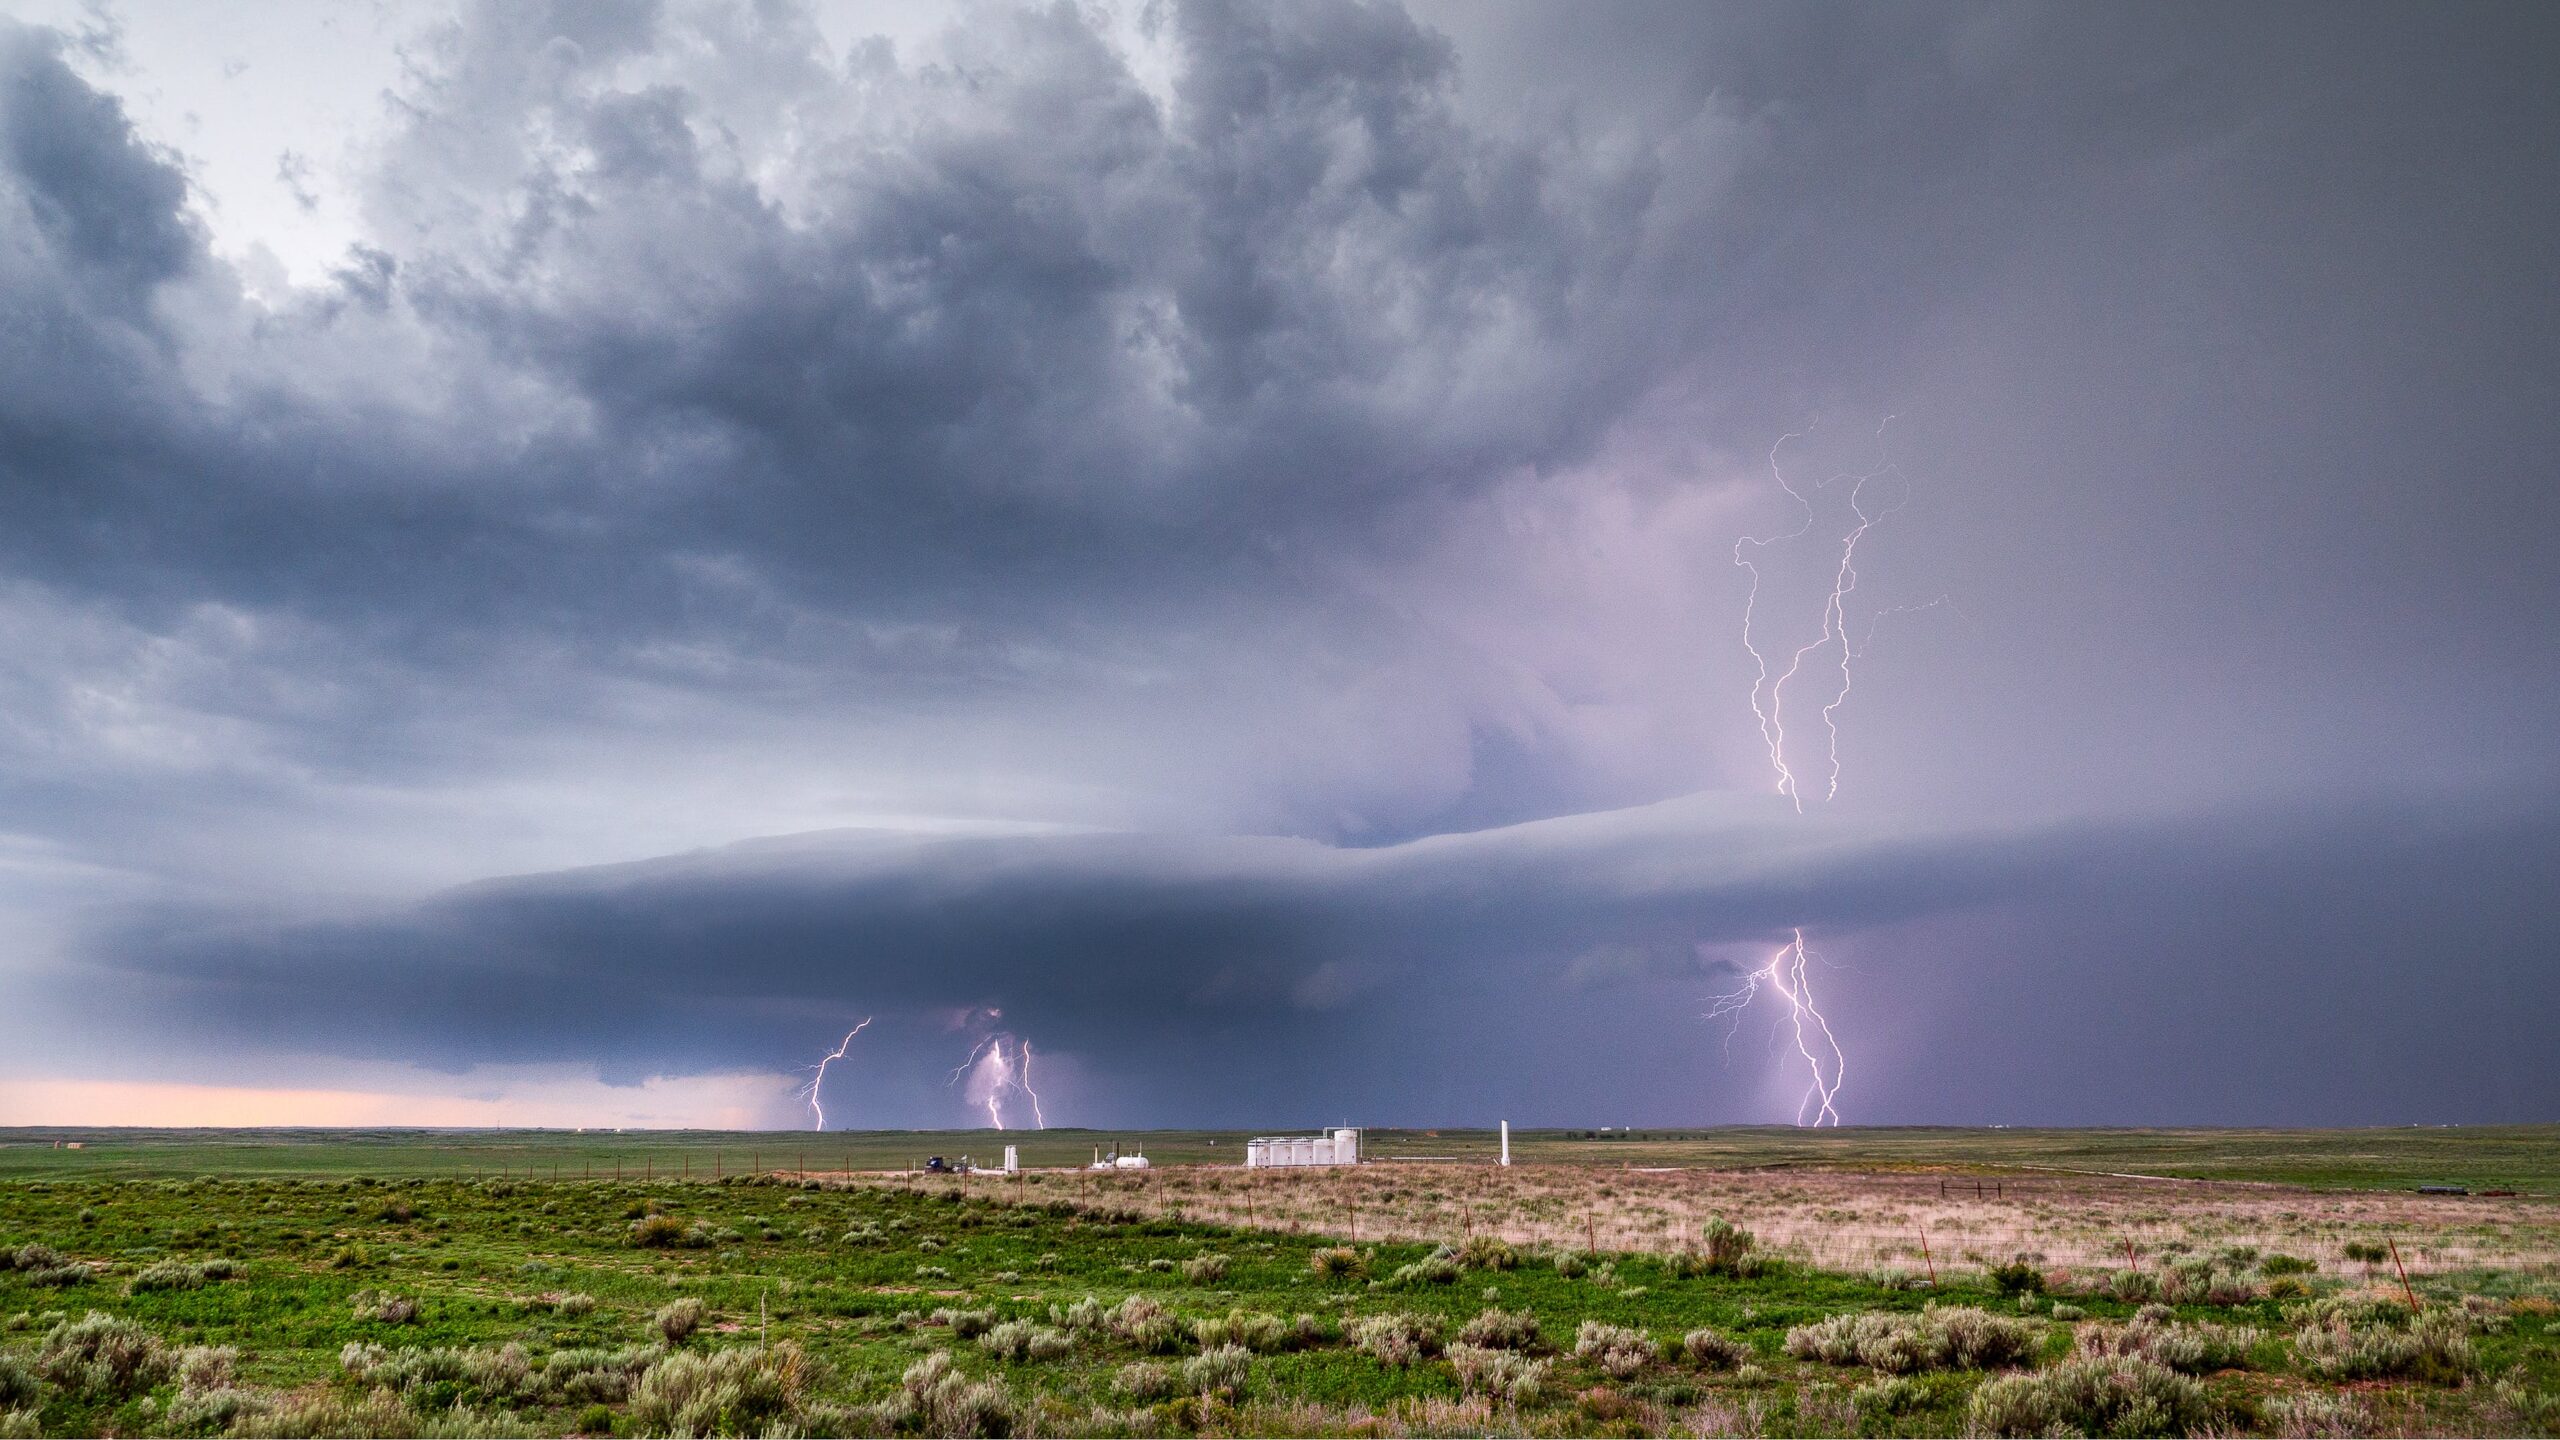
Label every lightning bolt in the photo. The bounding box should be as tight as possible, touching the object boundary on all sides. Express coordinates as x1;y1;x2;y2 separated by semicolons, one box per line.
946;1036;993;1087
1704;930;1843;1126
947;1033;1047;1129
947;1037;1006;1129
1714;417;1919;1126
1738;420;1907;810
1018;1039;1047;1129
799;1018;872;1132
1857;597;1958;657
1733;432;1819;811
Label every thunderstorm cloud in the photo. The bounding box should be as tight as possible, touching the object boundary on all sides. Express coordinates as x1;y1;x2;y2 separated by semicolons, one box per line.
0;0;2553;1126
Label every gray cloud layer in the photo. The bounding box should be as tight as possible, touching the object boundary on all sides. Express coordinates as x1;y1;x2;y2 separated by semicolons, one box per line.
2;1;2555;1123
52;787;2560;1125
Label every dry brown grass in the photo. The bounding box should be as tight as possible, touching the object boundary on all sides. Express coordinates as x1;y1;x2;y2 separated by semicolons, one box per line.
863;1163;2560;1280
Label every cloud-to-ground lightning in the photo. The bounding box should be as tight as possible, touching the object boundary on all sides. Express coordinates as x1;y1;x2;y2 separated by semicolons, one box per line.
799;1018;872;1131
1704;929;1844;1126
949;1033;1048;1130
1713;418;1920;1126
1017;1039;1047;1129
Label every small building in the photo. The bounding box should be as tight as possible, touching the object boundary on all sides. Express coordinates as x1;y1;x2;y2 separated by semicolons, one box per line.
1245;1128;1360;1167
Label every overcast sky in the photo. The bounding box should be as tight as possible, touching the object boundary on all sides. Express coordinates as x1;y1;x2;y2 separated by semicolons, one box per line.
0;0;2552;1131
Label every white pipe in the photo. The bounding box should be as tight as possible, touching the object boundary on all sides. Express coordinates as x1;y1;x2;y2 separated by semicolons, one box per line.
1500;1120;1511;1166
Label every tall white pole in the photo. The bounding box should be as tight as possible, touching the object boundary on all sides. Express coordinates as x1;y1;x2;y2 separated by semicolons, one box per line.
1499;1120;1511;1166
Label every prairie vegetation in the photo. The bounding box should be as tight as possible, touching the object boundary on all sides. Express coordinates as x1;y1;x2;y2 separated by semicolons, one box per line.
1017;1158;2560;1278
9;1125;2558;1191
0;1130;2552;1435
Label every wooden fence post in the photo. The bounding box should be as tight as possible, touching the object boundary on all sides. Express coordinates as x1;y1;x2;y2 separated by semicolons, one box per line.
2388;1237;2420;1310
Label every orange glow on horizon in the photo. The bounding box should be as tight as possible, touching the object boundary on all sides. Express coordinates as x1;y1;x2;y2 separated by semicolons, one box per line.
0;1072;793;1130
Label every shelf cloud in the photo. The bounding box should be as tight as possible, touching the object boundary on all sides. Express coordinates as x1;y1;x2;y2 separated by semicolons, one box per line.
2;1;2555;1125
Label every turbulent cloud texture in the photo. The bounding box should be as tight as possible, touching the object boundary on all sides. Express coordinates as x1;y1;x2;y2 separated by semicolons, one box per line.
1;1;2554;1125
50;787;2560;1126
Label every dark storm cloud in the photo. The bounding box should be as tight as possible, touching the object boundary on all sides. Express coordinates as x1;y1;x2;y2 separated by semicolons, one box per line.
0;25;193;294
51;787;2560;1124
365;0;1678;625
6;1;2553;811
4;2;2558;1123
0;1;1711;852
0;1;1679;628
0;23;198;518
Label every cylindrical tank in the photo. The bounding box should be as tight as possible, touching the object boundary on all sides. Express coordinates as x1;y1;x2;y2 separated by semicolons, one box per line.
1288;1137;1313;1165
1245;1140;1268;1168
1331;1128;1360;1165
1309;1138;1335;1165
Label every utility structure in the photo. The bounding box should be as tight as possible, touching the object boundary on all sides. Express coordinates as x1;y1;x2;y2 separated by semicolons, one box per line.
1243;1128;1361;1168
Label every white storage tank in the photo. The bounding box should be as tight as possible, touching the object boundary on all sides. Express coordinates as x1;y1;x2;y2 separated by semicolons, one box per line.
1239;1128;1361;1166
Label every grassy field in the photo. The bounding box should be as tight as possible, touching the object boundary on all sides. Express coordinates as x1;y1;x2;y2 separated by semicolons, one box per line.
0;1129;2555;1436
6;1125;2557;1190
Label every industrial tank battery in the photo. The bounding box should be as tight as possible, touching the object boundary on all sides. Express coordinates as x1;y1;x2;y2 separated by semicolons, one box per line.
1244;1128;1362;1167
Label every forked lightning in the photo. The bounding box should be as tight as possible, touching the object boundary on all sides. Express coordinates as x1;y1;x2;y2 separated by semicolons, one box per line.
1714;419;1919;1125
950;1034;1048;1130
800;1018;872;1131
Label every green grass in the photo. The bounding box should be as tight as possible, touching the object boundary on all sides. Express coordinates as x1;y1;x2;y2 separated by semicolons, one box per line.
1;1148;2556;1435
8;1124;2558;1190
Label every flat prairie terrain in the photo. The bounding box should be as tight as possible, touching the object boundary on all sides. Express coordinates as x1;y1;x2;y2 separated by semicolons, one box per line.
7;1124;2557;1190
1052;1163;2560;1279
0;1127;2553;1436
